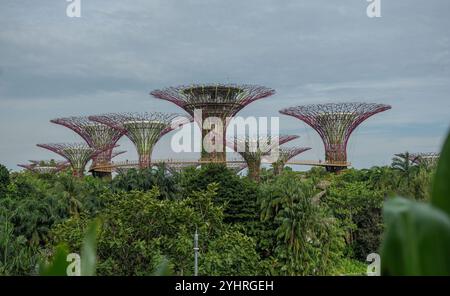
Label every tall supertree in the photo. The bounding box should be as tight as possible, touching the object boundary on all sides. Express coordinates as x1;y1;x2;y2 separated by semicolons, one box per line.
280;102;391;172
89;112;190;169
50;116;126;177
37;143;106;177
228;135;299;181
151;84;275;162
272;146;312;175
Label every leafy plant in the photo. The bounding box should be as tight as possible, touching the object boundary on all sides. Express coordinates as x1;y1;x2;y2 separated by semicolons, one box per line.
381;132;450;275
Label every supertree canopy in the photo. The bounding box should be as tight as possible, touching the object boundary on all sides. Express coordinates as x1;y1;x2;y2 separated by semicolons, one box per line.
50;116;126;177
228;135;299;181
18;160;69;174
89;112;190;168
151;84;275;162
280;102;391;172
409;152;440;168
272;146;312;175
36;143;106;177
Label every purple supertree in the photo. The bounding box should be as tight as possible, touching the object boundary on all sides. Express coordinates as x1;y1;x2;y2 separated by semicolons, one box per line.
36;143;107;177
227;135;299;181
280;102;391;172
151;84;275;162
272;146;312;175
89;112;190;169
50;116;126;177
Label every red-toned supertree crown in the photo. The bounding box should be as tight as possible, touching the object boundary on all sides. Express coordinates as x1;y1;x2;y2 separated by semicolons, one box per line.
50;116;126;172
36;143;109;177
280;102;391;171
89;112;191;168
151;84;275;161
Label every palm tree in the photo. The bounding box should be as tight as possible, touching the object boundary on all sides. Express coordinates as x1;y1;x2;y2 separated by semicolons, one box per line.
391;152;416;186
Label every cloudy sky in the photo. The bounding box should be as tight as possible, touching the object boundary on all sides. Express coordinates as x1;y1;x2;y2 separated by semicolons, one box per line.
1;0;449;170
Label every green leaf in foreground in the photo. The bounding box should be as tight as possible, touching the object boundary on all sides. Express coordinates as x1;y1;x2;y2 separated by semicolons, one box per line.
38;244;70;276
432;131;450;216
380;197;450;275
81;219;99;276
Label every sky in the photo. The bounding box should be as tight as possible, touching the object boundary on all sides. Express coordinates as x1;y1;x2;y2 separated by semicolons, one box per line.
0;0;449;171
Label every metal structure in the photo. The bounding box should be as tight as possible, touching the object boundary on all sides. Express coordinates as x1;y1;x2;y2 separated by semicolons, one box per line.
91;158;349;172
89;112;189;169
272;146;311;175
409;152;440;168
228;135;299;181
18;159;69;174
50;116;126;177
280;102;391;172
36;143;105;177
226;159;248;174
151;84;275;162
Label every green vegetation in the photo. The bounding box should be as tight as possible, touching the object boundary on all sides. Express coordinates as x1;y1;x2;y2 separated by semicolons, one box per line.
0;142;444;275
381;132;450;275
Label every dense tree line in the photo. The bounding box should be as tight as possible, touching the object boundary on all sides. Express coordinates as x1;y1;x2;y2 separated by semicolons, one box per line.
0;155;436;275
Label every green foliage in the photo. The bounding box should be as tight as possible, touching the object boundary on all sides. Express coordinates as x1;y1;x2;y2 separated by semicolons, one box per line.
38;244;70;276
0;213;39;275
325;176;384;260
330;258;366;276
0;164;10;195
111;166;180;200
51;184;254;276
39;219;100;276
259;172;345;275
381;132;450;275
200;230;260;276
180;164;258;224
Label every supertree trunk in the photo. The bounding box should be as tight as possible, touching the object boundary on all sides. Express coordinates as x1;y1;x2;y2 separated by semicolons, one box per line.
248;159;261;182
139;154;151;169
201;124;227;162
325;144;347;172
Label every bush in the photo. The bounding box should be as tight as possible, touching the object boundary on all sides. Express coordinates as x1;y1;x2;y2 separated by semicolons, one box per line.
0;164;10;195
325;177;384;260
50;184;259;275
179;164;259;224
111;166;180;200
258;172;345;275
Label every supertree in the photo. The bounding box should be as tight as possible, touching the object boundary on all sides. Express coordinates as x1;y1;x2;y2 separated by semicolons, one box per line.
408;152;440;168
228;135;299;181
89;112;190;169
36;143;106;177
151;84;275;162
280;102;391;172
50;116;126;177
18;161;69;174
272;146;312;175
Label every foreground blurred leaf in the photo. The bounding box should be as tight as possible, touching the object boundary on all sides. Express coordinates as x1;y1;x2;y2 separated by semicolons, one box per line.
432;132;450;216
81;219;99;276
381;197;450;275
39;244;70;276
